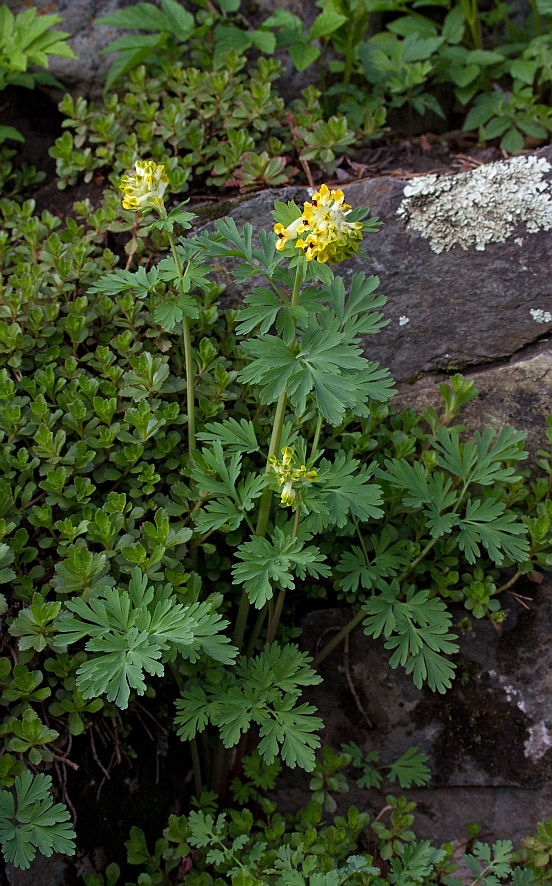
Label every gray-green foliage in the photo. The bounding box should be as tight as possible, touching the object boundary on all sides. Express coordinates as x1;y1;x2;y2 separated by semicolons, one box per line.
54;568;236;708
0;771;76;870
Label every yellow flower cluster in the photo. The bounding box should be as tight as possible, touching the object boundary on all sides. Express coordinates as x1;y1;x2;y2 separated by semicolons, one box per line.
120;160;169;212
274;184;363;265
267;446;318;507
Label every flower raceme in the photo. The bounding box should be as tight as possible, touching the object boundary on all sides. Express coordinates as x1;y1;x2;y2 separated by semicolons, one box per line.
274;184;363;264
120;160;169;212
267;447;318;507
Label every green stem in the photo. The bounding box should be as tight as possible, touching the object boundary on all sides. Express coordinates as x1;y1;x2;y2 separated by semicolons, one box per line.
170;662;202;793
397;536;439;583
343;21;354;86
167;231;195;452
528;0;542;34
246;606;268;656
255;391;288;538
310;414;324;460
265;507;301;646
233;268;303;650
495;570;521;596
314;482;471;668
190;737;203;797
312;608;366;668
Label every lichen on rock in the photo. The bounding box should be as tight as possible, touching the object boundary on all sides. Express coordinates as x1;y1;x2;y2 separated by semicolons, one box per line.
396;155;552;253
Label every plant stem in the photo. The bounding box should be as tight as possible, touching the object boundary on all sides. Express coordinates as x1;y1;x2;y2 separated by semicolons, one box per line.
397;536;439;583
233;268;303;650
252;268;302;533
310;414;324;460
190;737;203;797
528;0;542;34
495;570;521;596
170;662;202;793
265;507;301;646
255;391;288;538
343;20;354;86
312;608;366;668
246;606;268;656
167;231;195;452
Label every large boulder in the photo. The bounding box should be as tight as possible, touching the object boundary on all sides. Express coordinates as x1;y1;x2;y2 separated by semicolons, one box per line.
218;150;552;842
199;146;552;387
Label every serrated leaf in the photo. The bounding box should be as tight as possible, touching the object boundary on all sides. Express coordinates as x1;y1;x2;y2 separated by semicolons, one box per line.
0;772;76;870
363;581;458;693
232;528;330;608
308;11;347;41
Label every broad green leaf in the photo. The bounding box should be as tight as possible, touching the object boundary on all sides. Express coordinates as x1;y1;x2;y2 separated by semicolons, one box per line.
95;4;172;31
307;11;347;42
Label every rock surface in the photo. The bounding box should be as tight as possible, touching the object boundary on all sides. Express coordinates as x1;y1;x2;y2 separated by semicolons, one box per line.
198;146;552;386
394;345;552;462
277;579;552;845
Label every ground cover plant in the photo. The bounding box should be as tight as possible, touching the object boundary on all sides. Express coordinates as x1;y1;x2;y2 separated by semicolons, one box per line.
2;0;552;880
5;0;552;197
81;757;552;886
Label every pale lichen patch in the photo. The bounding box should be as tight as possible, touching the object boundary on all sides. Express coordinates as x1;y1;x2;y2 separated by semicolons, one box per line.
530;308;552;323
396;155;552;253
524;721;552;760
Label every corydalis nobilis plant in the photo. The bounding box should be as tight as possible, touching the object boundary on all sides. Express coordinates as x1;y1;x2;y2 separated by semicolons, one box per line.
109;161;391;780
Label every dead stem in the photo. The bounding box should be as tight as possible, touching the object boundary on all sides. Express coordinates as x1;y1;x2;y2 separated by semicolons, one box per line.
344;632;374;729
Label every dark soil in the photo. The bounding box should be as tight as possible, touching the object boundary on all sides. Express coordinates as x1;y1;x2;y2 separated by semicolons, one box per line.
2;85;63;177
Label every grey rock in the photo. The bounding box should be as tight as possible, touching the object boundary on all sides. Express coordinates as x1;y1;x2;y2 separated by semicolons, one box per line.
394;346;552;463
197;146;552;385
283;582;552;845
6;852;69;886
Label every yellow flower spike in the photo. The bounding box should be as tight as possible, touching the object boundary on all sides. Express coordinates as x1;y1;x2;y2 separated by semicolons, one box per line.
294;183;363;265
267;447;317;508
120;160;169;213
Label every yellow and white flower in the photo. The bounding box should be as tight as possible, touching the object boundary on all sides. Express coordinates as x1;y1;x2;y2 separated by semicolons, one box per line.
267;447;317;508
274;216;309;252
274;183;363;265
120;160;169;213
